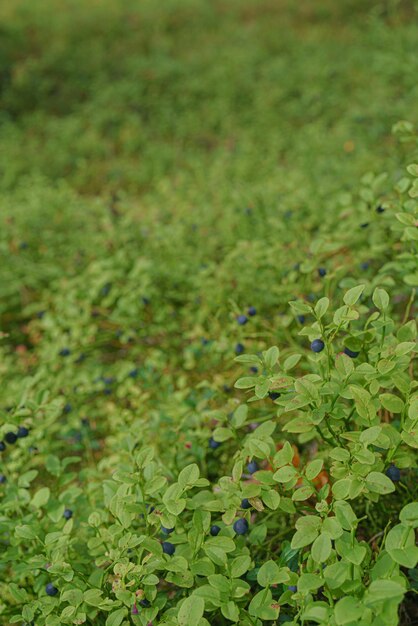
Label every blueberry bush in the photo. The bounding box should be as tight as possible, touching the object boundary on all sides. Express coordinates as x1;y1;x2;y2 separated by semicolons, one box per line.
0;1;417;625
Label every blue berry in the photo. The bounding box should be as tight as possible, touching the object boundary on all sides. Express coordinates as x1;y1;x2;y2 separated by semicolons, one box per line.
128;368;139;378
376;205;385;213
0;441;6;451
209;437;221;449
161;526;174;535
310;339;325;353
385;464;401;482
233;518;249;535
59;348;71;357
100;282;112;296
0;474;7;484
296;315;305;324
210;525;221;536
139;599;151;607
288;585;297;593
237;315;248;325
45;583;58;596
63;403;72;414
142;297;150;305
247;306;257;316
235;343;245;355
5;432;17;445
318;267;327;277
201;338;210;346
241;498;251;509
162;541;175;555
360;261;369;270
249;366;258;373
268;391;280;401
360;222;369;229
17;426;29;438
63;509;73;520
344;347;359;358
247;461;258;474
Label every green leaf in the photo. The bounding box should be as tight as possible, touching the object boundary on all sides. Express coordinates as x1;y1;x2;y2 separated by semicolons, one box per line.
298;573;323;593
264;346;280;369
372;287;389;311
314;297;329;319
365;579;406;605
178;464;200;488
257;560;288;587
311;533;332;562
273;442;294;467
400;502;418;527
220;601;239;622
365;471;395;495
335;596;364;625
305;459;323;481
105;608;127;626
291;527;319;549
335;353;354;378
230;555;251;578
273;465;298;483
31;487;50;508
379;393;404;414
178;596;205;626
343;285;365;306
283;353;302;371
234;377;256;389
230;405;248;428
248;588;279;620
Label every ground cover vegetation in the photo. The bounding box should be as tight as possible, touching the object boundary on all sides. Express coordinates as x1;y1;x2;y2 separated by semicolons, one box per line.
0;1;417;625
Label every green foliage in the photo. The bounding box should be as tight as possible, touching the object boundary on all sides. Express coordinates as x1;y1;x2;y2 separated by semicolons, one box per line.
0;1;417;625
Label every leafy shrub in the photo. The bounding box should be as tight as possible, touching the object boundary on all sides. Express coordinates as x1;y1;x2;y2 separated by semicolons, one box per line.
0;2;417;625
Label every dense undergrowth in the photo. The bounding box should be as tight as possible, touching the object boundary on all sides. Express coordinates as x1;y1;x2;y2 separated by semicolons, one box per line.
0;1;417;625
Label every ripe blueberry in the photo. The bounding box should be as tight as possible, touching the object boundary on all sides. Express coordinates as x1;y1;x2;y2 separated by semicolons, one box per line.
59;348;71;357
0;475;7;484
385;464;401;482
17;426;29;438
360;261;369;270
249;366;258;373
0;441;6;451
241;498;251;509
128;368;139;378
101;282;112;296
235;343;245;355
310;339;325;353
247;461;258;474
268;391;280;401
247;306;257;316
5;432;17;445
360;222;369;229
63;403;72;414
233;518;249;535
318;267;327;277
161;526;174;535
45;583;58;596
288;585;297;593
63;509;73;520
139;599;151;607
209;437;221;449
376;205;385;213
142;297;150;305
210;525;221;536
162;541;175;555
296;315;305;324
237;315;248;325
344;347;359;358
